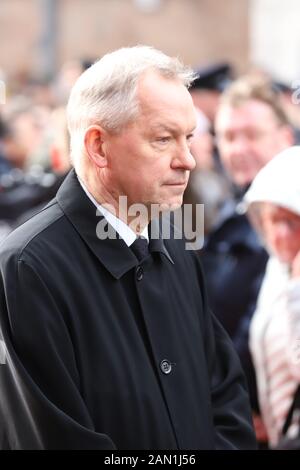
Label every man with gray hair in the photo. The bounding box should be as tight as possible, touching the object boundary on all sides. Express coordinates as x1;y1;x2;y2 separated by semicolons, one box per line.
0;46;256;450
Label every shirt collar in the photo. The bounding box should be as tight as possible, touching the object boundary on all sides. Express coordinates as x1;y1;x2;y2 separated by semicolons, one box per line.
78;178;149;246
56;170;174;279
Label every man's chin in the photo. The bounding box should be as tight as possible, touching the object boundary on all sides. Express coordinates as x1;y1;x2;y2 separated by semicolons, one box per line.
157;198;183;213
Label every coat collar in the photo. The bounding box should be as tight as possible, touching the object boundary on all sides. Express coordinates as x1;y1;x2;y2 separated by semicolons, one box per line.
56;170;174;279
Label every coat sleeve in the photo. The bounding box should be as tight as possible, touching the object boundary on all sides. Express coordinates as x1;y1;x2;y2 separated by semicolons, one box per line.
196;256;257;449
0;256;116;450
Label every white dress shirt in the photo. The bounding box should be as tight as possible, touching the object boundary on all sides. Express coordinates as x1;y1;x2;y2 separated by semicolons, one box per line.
79;178;148;246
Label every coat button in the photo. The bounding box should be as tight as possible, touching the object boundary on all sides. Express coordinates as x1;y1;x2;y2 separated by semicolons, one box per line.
160;359;172;375
136;266;144;281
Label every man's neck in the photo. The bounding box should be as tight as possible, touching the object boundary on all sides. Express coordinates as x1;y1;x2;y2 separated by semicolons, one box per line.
78;171;149;235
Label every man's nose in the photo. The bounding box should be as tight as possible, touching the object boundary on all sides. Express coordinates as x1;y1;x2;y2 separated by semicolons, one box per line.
229;135;252;157
172;143;196;171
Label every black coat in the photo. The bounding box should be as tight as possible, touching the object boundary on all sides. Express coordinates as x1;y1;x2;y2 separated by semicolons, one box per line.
0;170;256;450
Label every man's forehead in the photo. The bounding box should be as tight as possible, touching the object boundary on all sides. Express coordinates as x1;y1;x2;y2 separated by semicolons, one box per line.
148;120;197;132
138;71;192;105
216;100;278;130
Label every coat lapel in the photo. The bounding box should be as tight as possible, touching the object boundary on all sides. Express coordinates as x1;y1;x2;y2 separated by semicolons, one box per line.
56;170;174;279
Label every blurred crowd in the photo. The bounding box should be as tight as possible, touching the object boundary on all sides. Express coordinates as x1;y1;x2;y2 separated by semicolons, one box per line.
0;59;94;239
189;64;300;449
1;55;300;449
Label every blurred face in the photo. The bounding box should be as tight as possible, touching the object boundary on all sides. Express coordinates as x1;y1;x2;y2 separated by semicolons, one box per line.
260;203;300;264
215;100;292;187
101;71;197;211
4;107;49;168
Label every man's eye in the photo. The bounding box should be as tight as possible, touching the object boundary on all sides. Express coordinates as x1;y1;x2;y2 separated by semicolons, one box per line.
157;136;171;144
186;134;194;143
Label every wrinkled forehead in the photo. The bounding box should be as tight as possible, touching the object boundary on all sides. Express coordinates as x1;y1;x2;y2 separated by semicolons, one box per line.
137;72;197;130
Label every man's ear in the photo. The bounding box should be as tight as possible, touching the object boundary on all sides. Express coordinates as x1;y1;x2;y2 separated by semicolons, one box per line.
84;125;108;168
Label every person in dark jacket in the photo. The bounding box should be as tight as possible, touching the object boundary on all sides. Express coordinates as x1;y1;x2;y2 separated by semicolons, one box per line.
0;46;256;450
201;74;294;441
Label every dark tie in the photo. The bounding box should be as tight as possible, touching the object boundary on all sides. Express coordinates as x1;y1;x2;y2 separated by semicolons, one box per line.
130;236;149;262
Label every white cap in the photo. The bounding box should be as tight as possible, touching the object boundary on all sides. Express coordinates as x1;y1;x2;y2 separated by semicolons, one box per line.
244;145;300;217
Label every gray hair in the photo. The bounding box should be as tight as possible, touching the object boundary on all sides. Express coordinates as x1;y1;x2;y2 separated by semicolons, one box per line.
66;45;195;165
